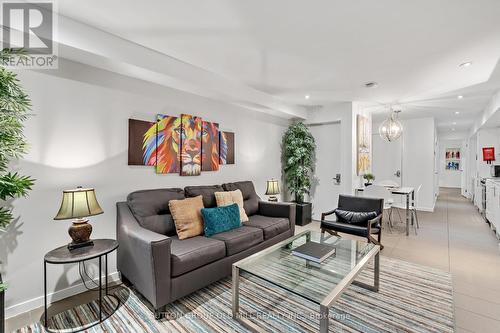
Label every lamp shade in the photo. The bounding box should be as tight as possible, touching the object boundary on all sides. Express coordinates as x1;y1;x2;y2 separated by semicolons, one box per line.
54;187;104;220
265;179;280;195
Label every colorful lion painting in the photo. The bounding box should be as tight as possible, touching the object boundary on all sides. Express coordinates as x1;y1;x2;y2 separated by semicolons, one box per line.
219;131;235;165
201;121;219;171
143;114;181;174
180;114;202;176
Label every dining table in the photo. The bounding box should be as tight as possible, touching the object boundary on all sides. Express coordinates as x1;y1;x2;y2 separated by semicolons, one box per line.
389;187;415;236
355;186;415;236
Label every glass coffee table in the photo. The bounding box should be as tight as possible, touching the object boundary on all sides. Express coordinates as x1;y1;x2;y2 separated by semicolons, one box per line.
232;230;380;333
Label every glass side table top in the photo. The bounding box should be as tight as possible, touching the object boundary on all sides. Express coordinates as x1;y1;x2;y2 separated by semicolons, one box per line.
235;230;376;305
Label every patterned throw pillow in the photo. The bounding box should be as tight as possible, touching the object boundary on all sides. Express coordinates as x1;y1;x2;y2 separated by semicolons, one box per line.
201;203;241;237
214;189;249;222
168;195;204;240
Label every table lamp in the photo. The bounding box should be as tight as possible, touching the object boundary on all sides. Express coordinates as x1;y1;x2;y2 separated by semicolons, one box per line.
54;187;103;250
265;179;280;202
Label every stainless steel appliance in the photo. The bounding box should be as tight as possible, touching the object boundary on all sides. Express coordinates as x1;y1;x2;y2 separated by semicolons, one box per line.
491;165;500;177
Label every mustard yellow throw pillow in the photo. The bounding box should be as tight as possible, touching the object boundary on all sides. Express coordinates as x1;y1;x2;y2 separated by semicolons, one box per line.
215;189;249;222
169;195;204;240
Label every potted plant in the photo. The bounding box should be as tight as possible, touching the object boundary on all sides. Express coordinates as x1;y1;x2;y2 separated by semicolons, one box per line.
0;50;35;333
282;122;316;226
363;173;375;186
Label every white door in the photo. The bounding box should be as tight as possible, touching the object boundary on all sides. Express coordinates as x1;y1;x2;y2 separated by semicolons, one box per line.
308;122;342;220
372;133;403;186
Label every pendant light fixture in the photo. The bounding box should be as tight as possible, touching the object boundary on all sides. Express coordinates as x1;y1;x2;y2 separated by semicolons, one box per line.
379;107;403;142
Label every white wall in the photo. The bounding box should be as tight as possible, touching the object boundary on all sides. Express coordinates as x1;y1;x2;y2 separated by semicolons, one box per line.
2;59;289;317
305;102;372;195
402;117;436;211
438;138;464;188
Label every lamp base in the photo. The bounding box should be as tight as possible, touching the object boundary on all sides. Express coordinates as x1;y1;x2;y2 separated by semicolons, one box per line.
67;240;94;251
68;219;93;251
268;196;278;202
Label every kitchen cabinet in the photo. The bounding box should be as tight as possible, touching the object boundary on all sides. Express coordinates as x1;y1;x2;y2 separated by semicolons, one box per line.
485;179;500;238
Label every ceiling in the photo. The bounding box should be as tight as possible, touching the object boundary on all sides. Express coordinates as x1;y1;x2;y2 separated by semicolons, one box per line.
57;0;500;133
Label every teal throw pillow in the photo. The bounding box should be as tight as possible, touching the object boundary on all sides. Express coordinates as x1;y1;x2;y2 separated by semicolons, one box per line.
201;203;241;237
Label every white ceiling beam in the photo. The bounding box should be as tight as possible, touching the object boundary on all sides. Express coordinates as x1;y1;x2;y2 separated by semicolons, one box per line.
7;12;307;119
469;88;500;136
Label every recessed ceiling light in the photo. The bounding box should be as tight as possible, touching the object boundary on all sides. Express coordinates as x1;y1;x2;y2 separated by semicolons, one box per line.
305;95;310;100
364;82;379;88
459;62;472;68
455;111;460;115
457;95;464;99
453;122;457;125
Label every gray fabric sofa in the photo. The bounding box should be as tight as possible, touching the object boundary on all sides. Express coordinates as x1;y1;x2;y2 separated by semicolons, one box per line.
116;181;295;318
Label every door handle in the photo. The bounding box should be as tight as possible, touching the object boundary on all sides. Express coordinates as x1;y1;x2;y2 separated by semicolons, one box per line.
333;174;341;185
394;170;401;177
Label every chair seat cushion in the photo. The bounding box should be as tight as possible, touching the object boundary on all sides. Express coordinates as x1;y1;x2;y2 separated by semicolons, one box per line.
246;214;290;240
170;236;226;277
211;226;263;256
321;220;380;237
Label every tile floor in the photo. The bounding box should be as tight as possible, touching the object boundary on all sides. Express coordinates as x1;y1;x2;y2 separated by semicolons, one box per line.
6;188;500;332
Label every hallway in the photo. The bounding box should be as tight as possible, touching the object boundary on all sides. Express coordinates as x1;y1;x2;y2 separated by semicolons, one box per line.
298;188;500;332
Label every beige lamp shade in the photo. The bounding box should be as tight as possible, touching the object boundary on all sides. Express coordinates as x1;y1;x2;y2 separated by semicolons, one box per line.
265;179;280;196
54;187;104;220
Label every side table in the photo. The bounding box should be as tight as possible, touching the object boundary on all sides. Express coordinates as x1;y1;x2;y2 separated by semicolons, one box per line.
44;239;119;332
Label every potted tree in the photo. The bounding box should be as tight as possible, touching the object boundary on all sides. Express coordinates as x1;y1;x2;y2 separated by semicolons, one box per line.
282;122;316;226
0;50;35;333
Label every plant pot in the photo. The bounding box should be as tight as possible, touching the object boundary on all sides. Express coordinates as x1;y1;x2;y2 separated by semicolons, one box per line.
294;202;312;226
0;273;4;333
364;182;372;187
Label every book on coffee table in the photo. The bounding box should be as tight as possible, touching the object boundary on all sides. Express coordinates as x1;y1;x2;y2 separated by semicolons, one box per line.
292;241;336;263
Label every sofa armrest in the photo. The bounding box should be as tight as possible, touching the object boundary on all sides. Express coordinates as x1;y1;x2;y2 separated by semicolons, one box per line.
116;202;171;310
258;201;296;234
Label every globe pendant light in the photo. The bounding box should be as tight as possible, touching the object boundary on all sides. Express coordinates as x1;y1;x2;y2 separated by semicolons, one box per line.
379;108;403;142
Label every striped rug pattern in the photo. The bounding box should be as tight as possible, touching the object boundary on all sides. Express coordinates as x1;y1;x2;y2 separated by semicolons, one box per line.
17;257;455;333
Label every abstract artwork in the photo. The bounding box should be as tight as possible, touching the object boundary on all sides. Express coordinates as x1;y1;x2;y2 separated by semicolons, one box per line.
220;131;235;165
356;115;371;175
128;119;155;166
180;114;202;176
201;121;220;171
445;148;460;170
128;114;234;176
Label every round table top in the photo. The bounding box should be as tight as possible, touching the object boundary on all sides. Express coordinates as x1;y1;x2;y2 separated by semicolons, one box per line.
44;239;119;264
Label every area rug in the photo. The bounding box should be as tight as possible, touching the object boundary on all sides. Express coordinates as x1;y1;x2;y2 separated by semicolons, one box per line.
16;257;455;333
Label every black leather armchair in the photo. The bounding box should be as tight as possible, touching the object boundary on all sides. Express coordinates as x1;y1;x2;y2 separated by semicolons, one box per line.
320;194;384;249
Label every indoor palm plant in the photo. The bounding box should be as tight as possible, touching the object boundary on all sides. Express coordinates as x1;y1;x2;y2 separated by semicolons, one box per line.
282;122;316;225
0;49;35;333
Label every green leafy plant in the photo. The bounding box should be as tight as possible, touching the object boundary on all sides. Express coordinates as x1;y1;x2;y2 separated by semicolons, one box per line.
0;49;35;229
363;173;375;183
282;122;316;203
0;283;6;293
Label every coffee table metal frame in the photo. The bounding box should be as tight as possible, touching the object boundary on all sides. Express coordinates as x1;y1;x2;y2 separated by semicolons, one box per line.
232;231;380;333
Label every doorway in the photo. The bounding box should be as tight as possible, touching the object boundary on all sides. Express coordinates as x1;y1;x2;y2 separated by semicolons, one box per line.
308;121;342;220
372;132;403;187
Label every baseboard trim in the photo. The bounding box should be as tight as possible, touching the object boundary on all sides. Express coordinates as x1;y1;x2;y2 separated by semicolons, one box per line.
5;271;120;319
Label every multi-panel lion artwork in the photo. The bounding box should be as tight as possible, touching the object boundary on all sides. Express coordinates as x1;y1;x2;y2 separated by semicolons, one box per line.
128;114;234;176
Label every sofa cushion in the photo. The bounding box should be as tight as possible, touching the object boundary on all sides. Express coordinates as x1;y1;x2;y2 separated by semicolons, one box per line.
170;236;226;277
127;188;185;236
201;203;242;237
184;185;224;208
214;189;249;222
222;181;260;216
246;214;290;240
211;226;263;256
169;196;205;240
